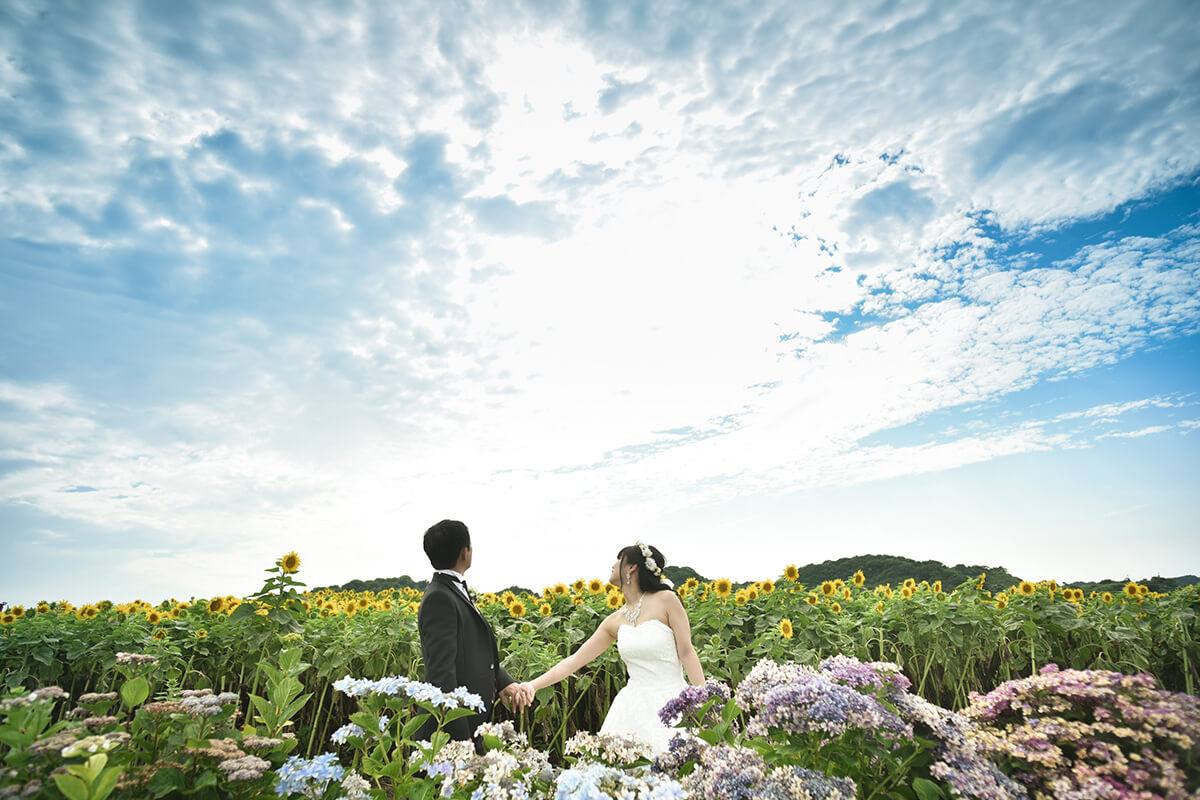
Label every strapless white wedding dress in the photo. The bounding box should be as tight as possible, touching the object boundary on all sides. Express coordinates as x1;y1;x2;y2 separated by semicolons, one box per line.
598;619;687;755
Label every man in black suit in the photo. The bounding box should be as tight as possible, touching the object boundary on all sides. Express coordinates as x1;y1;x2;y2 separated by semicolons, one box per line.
417;519;527;749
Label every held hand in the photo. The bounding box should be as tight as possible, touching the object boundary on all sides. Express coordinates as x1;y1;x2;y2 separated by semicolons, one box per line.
500;682;533;711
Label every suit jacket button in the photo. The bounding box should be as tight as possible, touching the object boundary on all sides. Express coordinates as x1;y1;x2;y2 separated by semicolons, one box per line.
490;663;495;669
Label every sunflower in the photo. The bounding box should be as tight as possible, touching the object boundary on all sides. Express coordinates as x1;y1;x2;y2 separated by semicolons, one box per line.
841;587;852;601
509;600;527;618
903;578;916;590
37;602;51;613
539;603;553;617
379;600;390;611
995;597;1007;610
153;628;167;640
587;579;604;594
779;618;793;639
1019;581;1036;596
852;570;865;588
146;610;162;625
279;551;301;574
1137;584;1149;597
553;583;568;596
976;573;987;591
357;597;369;609
0;613;14;626
502;591;517;606
572;595;584;606
195;629;207;639
606;593;623;610
344;601;357;616
805;594;819;606
82;605;99;619
784;564;800;582
760;579;775;594
746;587;759;601
11;606;25;619
1102;592;1114;603
207;597;225;614
875;601;885;614
820;581;836;597
735;590;748;606
573;579;586;593
685;577;700;591
932;581;942;594
714;578;733;598
830;602;841;614
901;586;914;599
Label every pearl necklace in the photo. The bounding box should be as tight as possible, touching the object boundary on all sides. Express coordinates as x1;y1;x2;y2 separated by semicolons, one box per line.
622;593;644;624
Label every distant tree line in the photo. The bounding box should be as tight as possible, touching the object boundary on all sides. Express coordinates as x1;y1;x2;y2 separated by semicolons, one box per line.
315;558;1197;596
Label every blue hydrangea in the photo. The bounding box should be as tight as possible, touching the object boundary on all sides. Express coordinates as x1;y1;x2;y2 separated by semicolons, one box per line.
274;752;346;796
330;722;365;744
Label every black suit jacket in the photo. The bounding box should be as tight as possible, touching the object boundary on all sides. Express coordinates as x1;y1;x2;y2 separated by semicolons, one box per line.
417;573;514;743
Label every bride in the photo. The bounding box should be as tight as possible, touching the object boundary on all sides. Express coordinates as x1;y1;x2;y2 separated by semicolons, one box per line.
512;542;705;754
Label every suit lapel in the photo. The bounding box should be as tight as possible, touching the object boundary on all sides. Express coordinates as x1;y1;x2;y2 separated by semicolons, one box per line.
432;573;483;619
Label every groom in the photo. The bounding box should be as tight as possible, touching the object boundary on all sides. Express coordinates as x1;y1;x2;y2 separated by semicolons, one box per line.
417;519;527;749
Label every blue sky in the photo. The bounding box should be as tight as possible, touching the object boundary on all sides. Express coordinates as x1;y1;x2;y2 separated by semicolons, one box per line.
2;0;1198;605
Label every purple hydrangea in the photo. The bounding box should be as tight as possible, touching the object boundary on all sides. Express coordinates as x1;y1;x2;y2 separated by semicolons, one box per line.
756;670;912;739
965;664;1200;800
657;680;732;727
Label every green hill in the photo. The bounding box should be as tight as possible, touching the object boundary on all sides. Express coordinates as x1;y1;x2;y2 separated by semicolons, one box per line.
316;559;1196;596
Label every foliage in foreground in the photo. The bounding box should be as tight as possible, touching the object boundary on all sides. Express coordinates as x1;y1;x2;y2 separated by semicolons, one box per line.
5;651;1196;800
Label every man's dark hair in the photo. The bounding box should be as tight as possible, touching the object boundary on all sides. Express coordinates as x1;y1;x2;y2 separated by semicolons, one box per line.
424;519;471;569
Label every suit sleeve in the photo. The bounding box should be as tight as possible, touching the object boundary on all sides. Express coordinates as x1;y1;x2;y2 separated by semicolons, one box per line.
496;663;514;693
418;590;472;741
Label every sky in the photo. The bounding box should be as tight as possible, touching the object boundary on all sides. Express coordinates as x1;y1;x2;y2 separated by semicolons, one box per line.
1;0;1199;606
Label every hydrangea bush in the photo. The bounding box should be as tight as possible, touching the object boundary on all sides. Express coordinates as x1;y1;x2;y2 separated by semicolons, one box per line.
653;654;1027;800
964;663;1200;800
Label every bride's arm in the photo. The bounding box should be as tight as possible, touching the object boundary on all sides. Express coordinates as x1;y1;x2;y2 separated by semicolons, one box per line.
665;592;706;685
526;613;620;692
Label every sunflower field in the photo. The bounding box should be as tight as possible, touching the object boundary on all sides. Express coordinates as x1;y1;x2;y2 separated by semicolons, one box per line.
2;553;1197;765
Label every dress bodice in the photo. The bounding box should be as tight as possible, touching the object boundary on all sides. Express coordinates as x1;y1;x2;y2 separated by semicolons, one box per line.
616;619;686;688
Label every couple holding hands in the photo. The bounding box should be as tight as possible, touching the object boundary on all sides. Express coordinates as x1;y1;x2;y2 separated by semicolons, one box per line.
417;519;706;754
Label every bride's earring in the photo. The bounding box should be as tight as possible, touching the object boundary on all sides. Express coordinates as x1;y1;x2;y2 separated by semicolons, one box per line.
624;573;630;585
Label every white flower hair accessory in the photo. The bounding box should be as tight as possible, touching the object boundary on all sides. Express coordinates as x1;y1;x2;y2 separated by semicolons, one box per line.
636;541;674;588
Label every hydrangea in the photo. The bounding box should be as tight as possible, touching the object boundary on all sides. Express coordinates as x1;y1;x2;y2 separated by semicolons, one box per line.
965;664;1200;800
564;731;655;765
657;680;732;727
554;762;685;800
330;722;365;744
894;693;1028;800
758;673;912;738
274;752;346;797
818;654;911;698
331;674;485;712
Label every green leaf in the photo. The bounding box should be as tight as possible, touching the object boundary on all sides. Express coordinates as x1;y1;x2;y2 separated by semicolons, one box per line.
52;774;90;800
402;712;431;739
120;676;150;709
248;693;275;726
277;692;313;724
350;711;379;731
92;768;123;800
193;770;218;789
534;686;555;705
913;777;945;800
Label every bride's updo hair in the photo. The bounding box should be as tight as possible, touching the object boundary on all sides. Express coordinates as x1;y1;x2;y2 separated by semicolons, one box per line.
617;544;670;593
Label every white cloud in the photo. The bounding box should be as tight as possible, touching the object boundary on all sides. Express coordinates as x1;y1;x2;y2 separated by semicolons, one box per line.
2;1;1199;600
